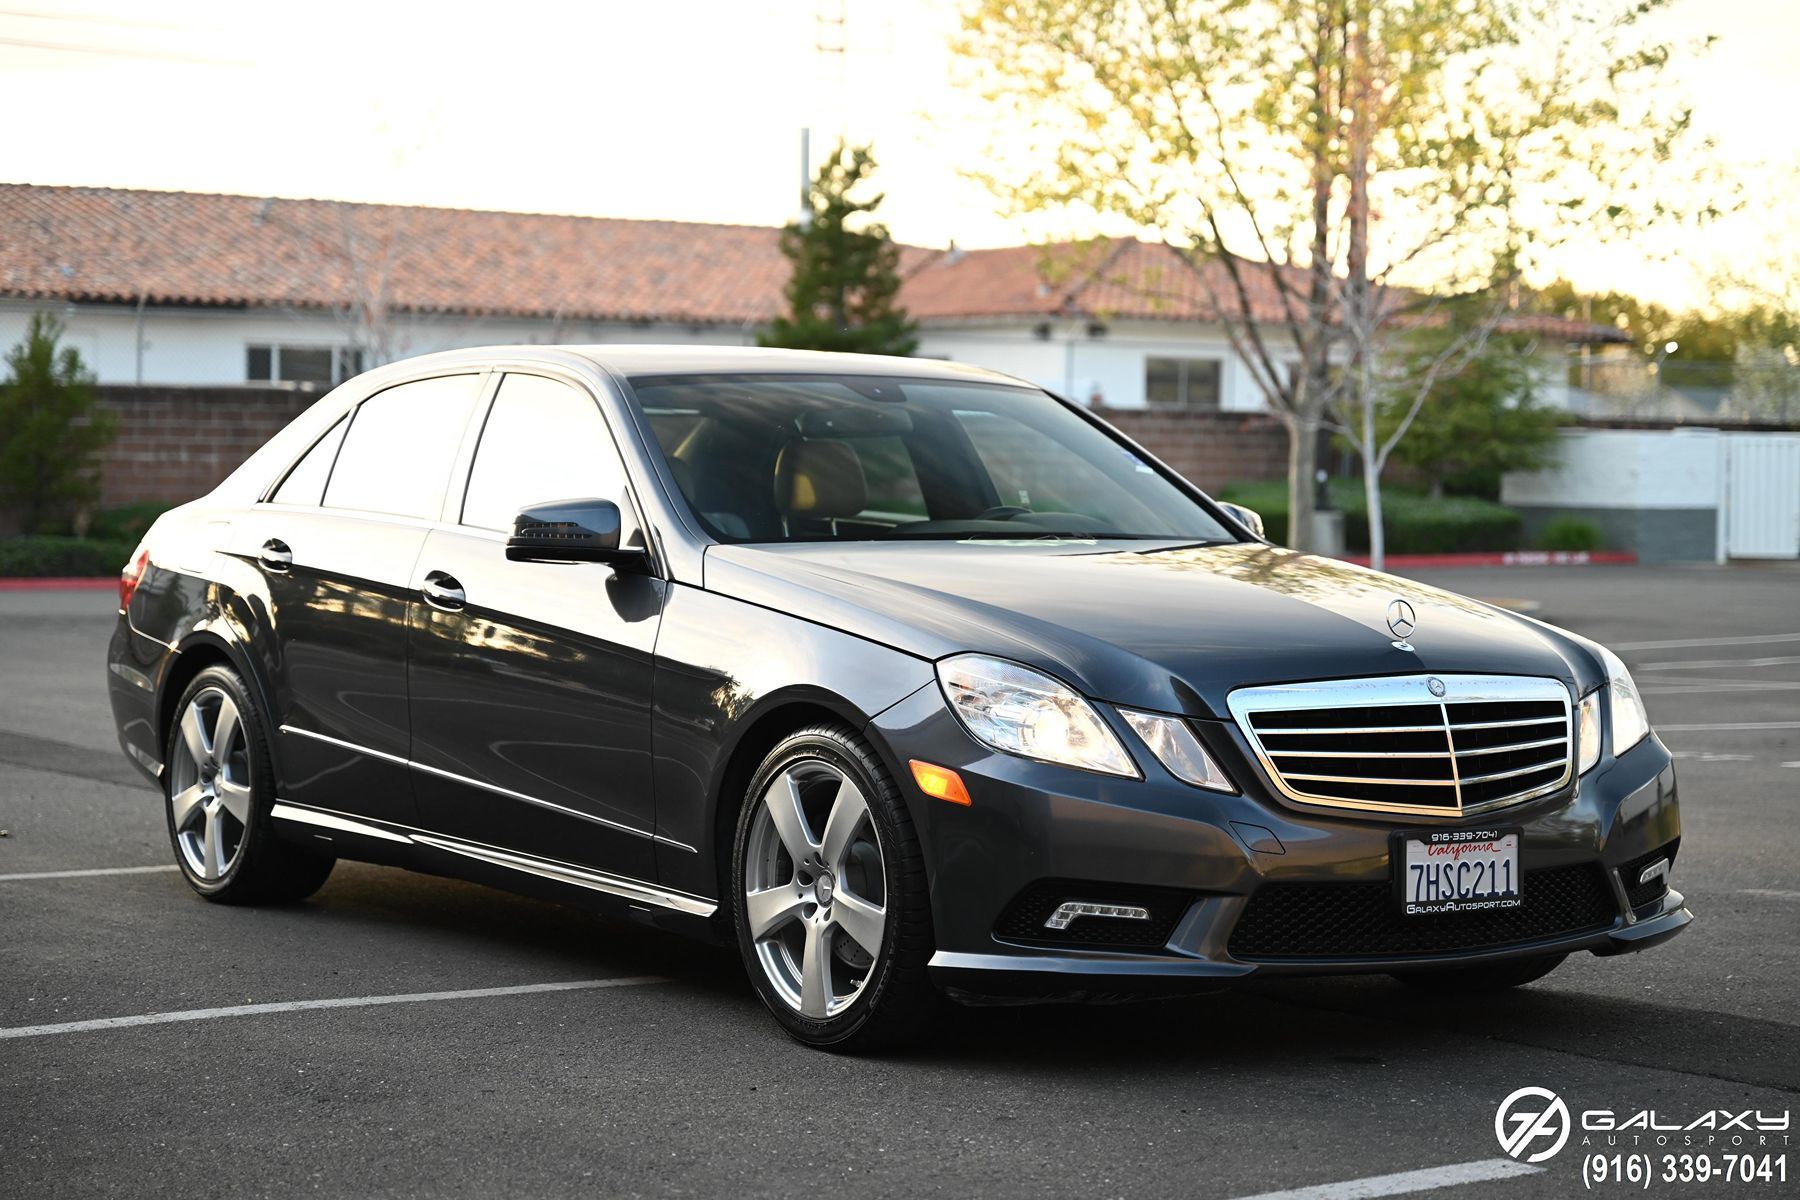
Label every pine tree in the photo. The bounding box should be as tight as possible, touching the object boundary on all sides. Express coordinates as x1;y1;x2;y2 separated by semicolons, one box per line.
762;143;918;356
0;313;114;534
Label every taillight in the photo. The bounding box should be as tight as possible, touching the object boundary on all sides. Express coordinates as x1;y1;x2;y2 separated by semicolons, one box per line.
119;546;150;612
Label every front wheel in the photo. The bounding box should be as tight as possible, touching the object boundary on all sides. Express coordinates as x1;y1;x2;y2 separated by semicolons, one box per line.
1392;952;1566;993
732;724;938;1051
164;664;335;904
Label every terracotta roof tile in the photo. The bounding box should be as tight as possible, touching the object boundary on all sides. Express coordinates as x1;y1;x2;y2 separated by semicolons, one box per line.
0;184;791;324
0;185;1625;344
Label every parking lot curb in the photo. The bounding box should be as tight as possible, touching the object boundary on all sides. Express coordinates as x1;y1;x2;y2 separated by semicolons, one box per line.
0;577;117;591
1339;551;1639;569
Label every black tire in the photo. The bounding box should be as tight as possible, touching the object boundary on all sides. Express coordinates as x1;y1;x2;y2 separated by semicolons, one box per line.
163;664;335;904
731;723;939;1051
1392;952;1566;993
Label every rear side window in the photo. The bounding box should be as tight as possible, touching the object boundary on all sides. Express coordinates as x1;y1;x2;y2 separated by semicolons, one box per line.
270;417;347;506
461;373;633;533
324;374;481;519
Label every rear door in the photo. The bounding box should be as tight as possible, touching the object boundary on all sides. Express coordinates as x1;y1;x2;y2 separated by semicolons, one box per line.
250;371;484;825
406;371;666;878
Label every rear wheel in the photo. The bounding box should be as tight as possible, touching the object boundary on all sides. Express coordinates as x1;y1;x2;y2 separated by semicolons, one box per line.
732;724;937;1051
164;665;334;904
1392;952;1566;992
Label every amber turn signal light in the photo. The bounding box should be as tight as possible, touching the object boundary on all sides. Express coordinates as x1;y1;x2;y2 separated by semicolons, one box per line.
909;760;972;806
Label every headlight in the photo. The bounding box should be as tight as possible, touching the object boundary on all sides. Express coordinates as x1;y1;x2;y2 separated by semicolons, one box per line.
1577;690;1602;774
1600;644;1651;756
1576;645;1651;774
1119;710;1236;793
936;655;1136;777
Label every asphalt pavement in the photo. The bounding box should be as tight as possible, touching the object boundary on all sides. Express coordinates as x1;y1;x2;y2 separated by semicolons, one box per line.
0;564;1795;1199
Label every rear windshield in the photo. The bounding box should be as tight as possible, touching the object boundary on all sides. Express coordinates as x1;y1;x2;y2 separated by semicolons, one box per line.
626;373;1235;544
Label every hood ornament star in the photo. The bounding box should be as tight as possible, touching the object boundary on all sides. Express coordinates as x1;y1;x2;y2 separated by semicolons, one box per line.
1386;598;1418;652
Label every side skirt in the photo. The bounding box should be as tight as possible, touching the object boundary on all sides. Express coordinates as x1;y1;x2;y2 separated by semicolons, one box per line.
269;802;721;935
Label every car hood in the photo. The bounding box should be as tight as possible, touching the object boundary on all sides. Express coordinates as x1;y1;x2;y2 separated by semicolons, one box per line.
702;540;1599;717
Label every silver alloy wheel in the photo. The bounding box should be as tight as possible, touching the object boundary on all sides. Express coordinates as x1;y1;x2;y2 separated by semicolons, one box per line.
168;687;252;881
744;759;887;1019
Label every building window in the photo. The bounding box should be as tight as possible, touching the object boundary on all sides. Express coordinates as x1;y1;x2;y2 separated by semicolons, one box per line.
247;344;365;387
1145;357;1223;409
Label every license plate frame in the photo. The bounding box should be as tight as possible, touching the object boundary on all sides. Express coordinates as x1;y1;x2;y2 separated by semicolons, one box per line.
1392;827;1524;916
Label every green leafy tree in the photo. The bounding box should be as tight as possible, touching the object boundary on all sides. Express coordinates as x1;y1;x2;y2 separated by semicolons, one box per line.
1376;324;1562;499
0;313;115;534
958;0;1706;563
762;142;918;356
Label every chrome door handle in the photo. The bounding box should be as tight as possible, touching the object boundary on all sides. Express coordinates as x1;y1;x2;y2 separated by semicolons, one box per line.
421;572;466;612
259;538;293;572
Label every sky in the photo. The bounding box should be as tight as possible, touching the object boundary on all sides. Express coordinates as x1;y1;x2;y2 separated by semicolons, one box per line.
2;0;1795;311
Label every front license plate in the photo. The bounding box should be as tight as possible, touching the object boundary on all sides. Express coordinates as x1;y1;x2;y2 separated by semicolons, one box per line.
1398;828;1522;915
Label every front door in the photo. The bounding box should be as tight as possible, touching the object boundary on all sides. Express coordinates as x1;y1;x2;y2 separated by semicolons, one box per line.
406;372;665;879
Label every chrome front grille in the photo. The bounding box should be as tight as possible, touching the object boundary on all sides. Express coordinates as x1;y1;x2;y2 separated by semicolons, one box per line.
1226;675;1574;817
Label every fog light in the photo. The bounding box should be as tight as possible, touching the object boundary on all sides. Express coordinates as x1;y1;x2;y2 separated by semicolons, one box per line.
1043;900;1151;930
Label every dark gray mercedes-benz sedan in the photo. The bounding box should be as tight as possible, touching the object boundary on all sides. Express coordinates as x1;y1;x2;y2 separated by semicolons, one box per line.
106;346;1689;1049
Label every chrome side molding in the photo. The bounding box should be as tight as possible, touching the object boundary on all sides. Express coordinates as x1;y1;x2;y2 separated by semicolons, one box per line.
410;834;716;917
268;801;717;918
276;723;695;851
270;802;412;845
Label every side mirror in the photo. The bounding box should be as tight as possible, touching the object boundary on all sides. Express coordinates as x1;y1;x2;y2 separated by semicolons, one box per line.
505;498;639;565
1217;501;1266;540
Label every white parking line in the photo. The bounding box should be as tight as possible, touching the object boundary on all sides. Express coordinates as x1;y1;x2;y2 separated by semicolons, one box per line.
1639;654;1800;671
1655;721;1800;732
1613;632;1800;651
0;864;179;882
1742;889;1800;902
1228;1158;1543;1200
0;976;670;1040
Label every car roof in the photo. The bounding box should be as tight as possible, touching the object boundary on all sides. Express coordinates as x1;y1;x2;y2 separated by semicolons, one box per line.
359;343;1027;387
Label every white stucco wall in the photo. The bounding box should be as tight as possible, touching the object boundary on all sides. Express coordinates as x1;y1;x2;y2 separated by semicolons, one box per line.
0;301;754;386
919;319;1284;411
1502;428;1724;510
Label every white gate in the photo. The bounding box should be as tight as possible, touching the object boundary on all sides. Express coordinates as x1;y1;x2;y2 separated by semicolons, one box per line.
1725;434;1800;559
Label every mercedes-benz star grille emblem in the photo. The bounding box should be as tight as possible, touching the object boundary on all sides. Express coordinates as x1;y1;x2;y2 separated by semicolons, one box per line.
1386;598;1418;651
1428;676;1447;697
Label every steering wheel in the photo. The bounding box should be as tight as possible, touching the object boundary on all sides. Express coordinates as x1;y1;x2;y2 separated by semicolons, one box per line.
974;505;1032;521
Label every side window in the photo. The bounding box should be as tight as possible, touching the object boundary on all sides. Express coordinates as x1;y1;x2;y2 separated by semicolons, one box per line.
270;416;348;506
461;374;634;535
323;374;481;519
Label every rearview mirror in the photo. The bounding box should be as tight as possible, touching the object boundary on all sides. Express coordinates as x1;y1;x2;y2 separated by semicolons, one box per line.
505;498;640;565
1217;502;1266;540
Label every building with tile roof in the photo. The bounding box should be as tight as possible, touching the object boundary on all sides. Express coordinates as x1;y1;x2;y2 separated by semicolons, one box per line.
0;184;1623;411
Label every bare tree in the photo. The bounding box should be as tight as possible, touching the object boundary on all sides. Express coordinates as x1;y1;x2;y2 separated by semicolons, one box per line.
957;0;1706;560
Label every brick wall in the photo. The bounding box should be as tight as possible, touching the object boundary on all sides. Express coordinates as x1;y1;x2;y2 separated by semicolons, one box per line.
1097;407;1290;491
98;385;314;508
89;388;1294;514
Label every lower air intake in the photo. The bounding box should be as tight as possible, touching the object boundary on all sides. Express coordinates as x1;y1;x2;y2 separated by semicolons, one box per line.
1228;863;1618;961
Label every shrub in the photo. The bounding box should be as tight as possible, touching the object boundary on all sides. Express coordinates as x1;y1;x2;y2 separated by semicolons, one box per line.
0;313;115;533
1216;479;1523;555
0;535;136;578
1538;516;1604;552
88;502;171;544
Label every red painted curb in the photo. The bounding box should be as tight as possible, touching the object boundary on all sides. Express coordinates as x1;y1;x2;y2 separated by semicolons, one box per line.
1339;551;1638;569
0;576;118;591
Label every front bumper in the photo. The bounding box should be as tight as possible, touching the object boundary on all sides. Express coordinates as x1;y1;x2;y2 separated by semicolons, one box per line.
868;686;1689;1000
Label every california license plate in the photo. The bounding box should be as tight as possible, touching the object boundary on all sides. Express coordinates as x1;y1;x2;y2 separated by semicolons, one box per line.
1397;828;1522;915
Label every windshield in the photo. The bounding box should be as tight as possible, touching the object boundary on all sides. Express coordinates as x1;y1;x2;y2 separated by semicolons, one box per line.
627;373;1237;544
